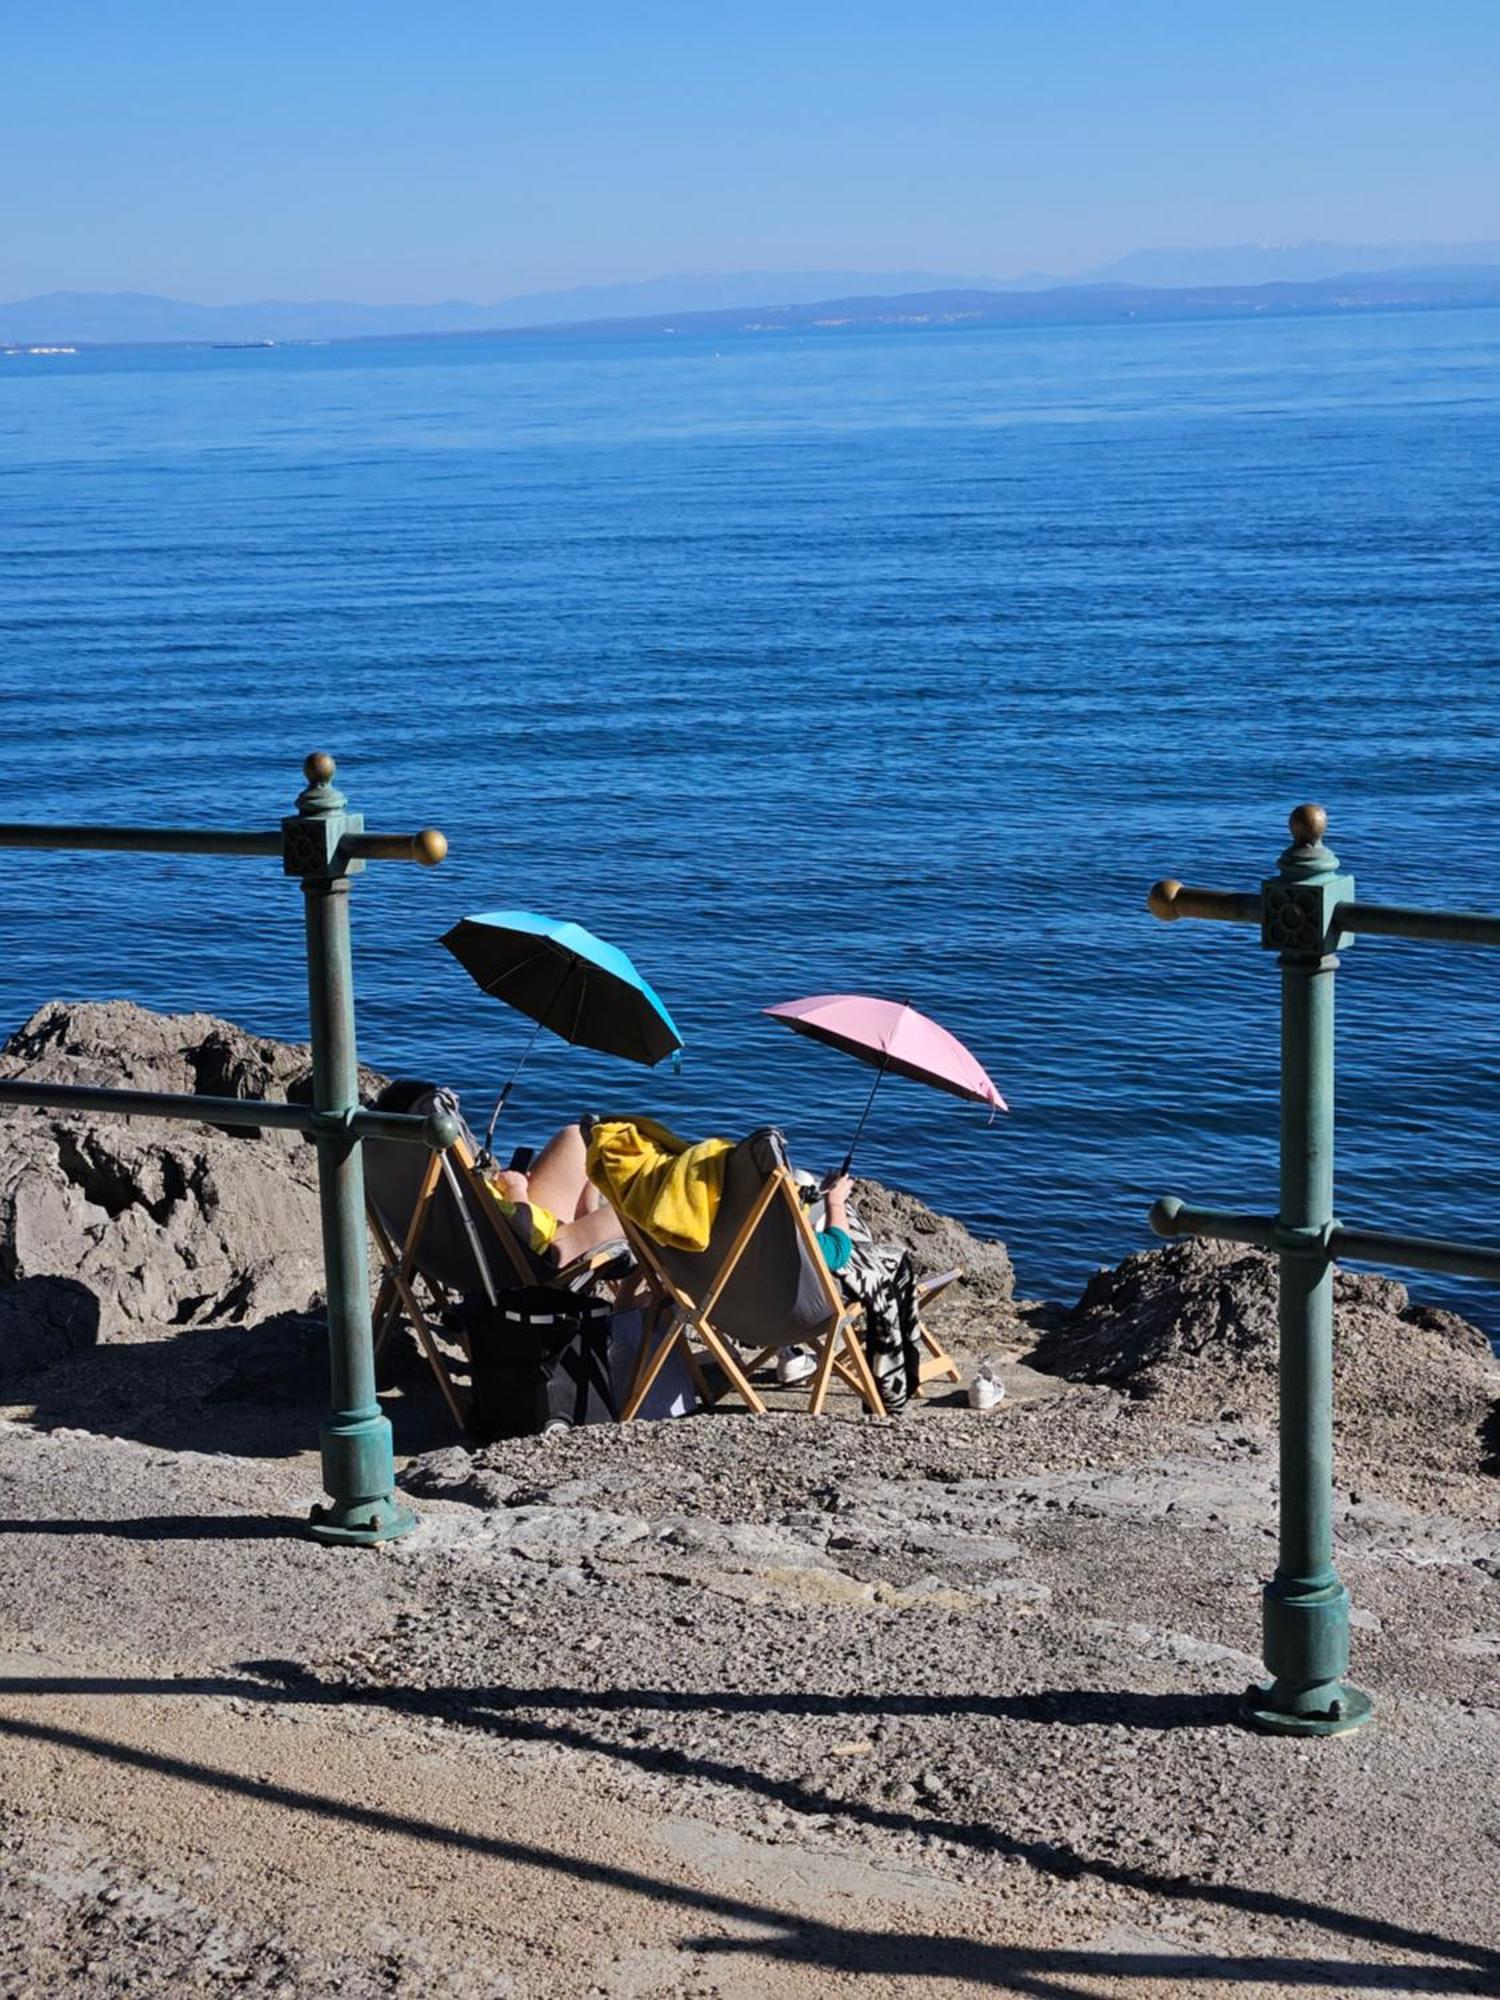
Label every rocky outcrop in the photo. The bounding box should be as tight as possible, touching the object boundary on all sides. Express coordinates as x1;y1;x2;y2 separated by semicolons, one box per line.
852;1178;1014;1310
1032;1235;1500;1487
0;1000;339;1339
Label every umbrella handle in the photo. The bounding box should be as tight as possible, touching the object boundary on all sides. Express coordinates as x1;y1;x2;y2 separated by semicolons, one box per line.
478;1078;515;1166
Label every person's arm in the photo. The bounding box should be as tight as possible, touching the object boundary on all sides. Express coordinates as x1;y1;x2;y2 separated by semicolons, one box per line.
815;1173;854;1272
822;1173;852;1233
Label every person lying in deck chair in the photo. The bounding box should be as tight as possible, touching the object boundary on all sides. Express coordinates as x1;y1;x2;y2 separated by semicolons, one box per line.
485;1119;627;1269
586;1118;961;1417
376;1081;622;1271
365;1083;633;1433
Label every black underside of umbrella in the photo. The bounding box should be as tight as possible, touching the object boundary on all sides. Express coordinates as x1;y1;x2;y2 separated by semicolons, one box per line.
441;925;677;1067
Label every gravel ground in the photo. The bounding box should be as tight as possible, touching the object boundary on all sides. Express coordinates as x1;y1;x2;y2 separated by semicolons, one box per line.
0;1004;1495;1997
0;1301;1496;1997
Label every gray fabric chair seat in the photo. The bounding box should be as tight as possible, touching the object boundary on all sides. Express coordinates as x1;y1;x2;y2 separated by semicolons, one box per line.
363;1081;544;1298
644;1127;832;1350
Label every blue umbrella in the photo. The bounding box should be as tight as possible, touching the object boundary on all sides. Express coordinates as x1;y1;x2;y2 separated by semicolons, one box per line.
440;909;683;1150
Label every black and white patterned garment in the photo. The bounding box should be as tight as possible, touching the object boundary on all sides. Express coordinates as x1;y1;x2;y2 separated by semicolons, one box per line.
836;1237;921;1413
797;1173;921;1414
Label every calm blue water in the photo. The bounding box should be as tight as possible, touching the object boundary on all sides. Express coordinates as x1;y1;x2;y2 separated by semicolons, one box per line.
3;310;1500;1326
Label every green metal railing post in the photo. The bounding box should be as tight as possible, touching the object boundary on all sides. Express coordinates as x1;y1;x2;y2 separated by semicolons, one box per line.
1147;804;1500;1732
1251;806;1372;1734
283;752;412;1545
0;755;450;1545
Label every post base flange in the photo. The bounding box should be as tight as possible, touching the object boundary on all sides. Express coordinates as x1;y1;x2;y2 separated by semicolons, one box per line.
1240;1681;1374;1737
306;1495;417;1546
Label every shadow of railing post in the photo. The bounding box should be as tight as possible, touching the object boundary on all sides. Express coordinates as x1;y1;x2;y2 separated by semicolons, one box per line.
0;751;456;1544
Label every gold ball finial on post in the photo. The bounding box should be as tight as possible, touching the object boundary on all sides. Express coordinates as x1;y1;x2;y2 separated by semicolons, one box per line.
1288;803;1327;847
304;751;337;786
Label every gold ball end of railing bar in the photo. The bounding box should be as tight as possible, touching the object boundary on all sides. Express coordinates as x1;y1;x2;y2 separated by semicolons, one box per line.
341;828;449;865
1146;878;1184;921
1289;801;1327;846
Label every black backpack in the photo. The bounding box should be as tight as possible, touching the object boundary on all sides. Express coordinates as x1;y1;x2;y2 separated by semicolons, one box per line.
460;1287;616;1441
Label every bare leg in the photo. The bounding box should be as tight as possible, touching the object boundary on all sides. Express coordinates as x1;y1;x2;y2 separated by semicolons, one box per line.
552;1203;625;1264
524;1123;597;1221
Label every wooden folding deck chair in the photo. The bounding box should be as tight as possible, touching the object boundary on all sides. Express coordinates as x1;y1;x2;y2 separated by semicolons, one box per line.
363;1083;627;1429
614;1127;891;1420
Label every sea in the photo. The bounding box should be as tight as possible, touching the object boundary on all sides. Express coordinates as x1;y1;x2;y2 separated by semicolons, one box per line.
3;307;1500;1332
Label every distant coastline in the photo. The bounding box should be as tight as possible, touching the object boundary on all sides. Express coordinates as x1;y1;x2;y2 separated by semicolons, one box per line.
6;264;1500;354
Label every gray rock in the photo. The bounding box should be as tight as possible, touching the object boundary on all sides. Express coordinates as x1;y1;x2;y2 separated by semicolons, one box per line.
852;1178;1014;1307
0;1276;100;1380
0;999;371;1337
1030;1234;1500;1495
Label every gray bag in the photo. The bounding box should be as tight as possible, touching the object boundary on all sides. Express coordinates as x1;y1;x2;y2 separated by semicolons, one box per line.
608;1306;698;1420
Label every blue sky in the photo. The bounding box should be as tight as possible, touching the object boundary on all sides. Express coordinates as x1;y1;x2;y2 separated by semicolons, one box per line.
6;1;1499;302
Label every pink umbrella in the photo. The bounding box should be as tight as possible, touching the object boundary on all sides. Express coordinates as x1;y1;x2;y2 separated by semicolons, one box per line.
764;993;1007;1175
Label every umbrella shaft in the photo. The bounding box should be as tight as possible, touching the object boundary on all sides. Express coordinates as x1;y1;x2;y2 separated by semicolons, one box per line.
482;963;574;1160
842;1056;891;1177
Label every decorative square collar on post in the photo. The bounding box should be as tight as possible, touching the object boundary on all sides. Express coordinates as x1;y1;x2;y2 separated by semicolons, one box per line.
281;758;365;880
1260;805;1354;959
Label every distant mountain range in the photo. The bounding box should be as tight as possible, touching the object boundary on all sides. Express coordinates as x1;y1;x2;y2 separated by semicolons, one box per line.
476;267;1500;343
5;240;1500;346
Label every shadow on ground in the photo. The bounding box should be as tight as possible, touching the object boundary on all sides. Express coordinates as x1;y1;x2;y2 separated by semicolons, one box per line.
1;1665;1495;1995
2;1311;458;1459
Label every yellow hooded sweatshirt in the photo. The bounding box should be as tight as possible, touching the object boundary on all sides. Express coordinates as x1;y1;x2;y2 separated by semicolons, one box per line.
584;1116;733;1252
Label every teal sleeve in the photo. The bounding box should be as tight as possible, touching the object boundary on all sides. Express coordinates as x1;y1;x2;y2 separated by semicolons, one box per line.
816;1226;853;1274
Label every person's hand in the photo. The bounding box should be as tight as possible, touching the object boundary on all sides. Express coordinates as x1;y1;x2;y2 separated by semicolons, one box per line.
821;1173;853;1232
490;1167;529;1203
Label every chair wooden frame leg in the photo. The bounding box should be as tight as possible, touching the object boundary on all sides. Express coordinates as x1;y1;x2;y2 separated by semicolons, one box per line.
619;1304;764;1420
777;1178;887;1418
371;1271;400;1360
386;1262;468;1433
918;1327;964;1386
365;1149;469;1429
913;1269;964;1385
805;1313;844;1416
619;1313;681;1421
833;1308;887;1417
615;1185;783;1421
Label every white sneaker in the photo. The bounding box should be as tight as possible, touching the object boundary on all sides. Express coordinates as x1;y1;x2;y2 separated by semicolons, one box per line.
777;1347;817;1386
968;1366;1005;1412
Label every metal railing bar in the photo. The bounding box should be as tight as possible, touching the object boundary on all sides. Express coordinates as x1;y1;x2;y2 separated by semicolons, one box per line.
1148;1197;1274;1249
1145;881;1261;925
0;1080;456;1150
1335;901;1500;949
0;825;447;867
1328;1222;1500;1285
0;827;284;858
